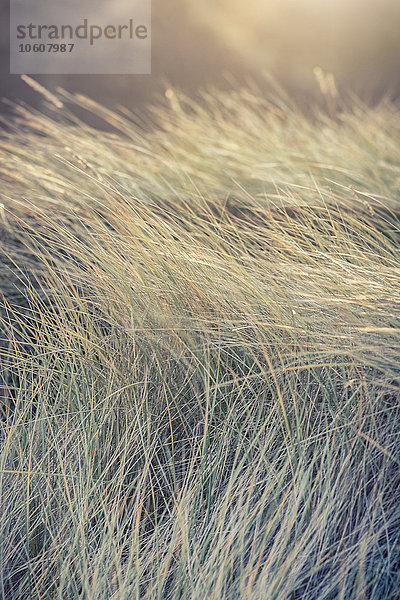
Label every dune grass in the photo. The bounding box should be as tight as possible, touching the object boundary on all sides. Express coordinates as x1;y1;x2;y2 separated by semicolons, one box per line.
0;83;399;599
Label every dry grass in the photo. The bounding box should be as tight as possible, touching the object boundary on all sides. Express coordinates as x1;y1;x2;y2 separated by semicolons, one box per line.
0;84;399;599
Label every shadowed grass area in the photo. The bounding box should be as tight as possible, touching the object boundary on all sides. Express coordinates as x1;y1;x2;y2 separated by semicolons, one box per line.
0;85;399;599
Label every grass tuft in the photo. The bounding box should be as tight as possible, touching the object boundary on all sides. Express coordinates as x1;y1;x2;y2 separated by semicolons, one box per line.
0;87;399;599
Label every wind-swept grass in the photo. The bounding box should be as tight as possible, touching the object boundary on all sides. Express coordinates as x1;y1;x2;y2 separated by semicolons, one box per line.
0;84;399;599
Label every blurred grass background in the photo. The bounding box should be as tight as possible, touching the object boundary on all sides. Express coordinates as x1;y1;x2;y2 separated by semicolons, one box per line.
1;0;400;117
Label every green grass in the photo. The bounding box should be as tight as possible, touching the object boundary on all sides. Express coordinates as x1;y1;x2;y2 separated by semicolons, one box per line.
0;83;399;599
